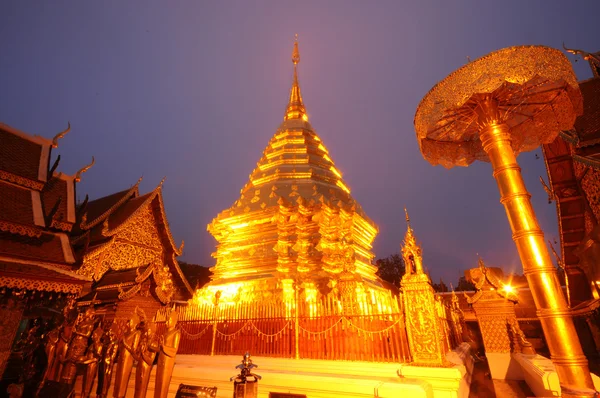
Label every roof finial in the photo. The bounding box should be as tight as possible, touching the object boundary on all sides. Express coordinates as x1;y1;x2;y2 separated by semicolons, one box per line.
52;122;71;148
75;156;95;182
284;34;308;122
404;207;410;225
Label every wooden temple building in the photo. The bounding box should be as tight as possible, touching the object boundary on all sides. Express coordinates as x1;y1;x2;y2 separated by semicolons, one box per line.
0;121;193;393
0;122;90;379
542;49;600;357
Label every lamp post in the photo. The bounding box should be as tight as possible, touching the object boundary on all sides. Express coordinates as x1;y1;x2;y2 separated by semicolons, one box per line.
414;45;595;396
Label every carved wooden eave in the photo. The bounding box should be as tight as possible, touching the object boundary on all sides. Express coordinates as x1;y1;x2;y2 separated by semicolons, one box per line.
0;220;43;238
0;257;91;294
80;262;177;306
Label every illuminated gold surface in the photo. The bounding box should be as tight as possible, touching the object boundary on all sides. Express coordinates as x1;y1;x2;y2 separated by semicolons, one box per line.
414;45;582;168
202;37;388;309
400;212;448;367
414;45;595;396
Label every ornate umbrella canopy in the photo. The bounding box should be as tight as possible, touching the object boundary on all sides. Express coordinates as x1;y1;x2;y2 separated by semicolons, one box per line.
414;45;583;168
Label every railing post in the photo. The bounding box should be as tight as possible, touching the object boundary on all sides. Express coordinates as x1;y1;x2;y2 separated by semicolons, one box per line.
210;291;221;356
294;284;300;360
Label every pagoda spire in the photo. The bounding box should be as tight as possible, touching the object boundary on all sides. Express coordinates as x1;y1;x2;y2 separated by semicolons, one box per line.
284;34;308;122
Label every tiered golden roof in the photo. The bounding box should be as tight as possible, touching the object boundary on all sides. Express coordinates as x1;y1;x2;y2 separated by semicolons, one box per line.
203;37;385;305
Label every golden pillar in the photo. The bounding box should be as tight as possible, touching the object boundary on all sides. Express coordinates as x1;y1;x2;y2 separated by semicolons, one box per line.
414;45;596;396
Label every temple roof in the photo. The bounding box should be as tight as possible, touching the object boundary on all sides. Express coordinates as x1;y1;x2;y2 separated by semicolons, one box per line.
0;123;49;187
74;181;140;233
0;230;74;264
0;182;41;233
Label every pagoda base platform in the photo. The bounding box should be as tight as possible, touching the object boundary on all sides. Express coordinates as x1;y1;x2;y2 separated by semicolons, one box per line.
73;355;456;398
71;347;474;398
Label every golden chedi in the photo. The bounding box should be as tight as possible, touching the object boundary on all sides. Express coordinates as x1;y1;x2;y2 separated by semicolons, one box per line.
196;36;390;310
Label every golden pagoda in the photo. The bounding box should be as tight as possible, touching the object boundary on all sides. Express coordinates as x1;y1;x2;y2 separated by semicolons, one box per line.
197;36;391;310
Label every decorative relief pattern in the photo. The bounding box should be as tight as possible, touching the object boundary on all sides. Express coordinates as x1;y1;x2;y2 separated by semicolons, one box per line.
0;170;44;190
79;204;165;281
114;206;163;249
0;220;42;238
476;314;512;353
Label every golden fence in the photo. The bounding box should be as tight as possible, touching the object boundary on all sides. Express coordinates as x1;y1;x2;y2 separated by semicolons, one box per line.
157;295;413;363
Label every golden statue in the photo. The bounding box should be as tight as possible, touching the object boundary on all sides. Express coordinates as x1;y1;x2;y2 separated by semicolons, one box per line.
134;317;159;398
113;312;141;398
81;324;104;398
154;306;180;398
97;328;119;398
61;306;97;386
413;45;595;394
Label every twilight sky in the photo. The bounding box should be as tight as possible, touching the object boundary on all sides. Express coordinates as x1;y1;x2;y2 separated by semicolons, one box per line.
1;1;599;284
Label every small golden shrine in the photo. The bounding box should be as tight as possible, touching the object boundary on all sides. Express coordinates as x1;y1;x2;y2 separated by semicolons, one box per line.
399;209;451;367
196;36;392;309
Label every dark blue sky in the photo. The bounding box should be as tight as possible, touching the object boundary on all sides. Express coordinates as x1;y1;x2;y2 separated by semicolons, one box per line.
1;1;598;284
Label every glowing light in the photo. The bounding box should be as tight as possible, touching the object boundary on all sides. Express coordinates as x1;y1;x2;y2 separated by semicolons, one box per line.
230;223;249;230
336;180;350;194
503;284;514;294
329;166;342;178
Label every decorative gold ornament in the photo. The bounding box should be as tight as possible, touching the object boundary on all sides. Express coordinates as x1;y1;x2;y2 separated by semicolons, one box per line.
414;45;595;395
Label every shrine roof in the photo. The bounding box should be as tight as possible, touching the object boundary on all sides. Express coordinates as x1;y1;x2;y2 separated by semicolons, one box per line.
574;78;600;145
0;230;74;265
75;184;140;232
105;191;154;232
93;264;150;289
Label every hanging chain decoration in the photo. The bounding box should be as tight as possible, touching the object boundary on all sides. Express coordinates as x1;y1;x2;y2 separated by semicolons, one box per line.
180;324;212;340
